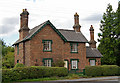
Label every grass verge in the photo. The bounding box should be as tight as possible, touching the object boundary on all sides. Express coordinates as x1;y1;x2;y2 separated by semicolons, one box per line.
14;74;88;82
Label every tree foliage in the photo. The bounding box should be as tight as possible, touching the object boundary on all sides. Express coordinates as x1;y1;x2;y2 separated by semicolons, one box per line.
0;39;14;68
115;2;120;66
98;3;120;66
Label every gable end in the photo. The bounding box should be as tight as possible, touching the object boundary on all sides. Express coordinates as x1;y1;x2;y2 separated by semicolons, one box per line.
28;20;67;42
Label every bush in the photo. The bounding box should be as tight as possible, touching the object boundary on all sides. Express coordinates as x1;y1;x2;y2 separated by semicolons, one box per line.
2;66;68;82
52;60;65;67
85;66;102;77
101;65;119;76
14;63;24;68
2;69;21;82
118;67;120;76
85;65;119;77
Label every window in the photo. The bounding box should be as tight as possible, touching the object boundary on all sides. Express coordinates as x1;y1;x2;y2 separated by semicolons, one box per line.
42;58;53;67
71;60;77;69
42;40;52;52
89;59;96;66
44;59;51;67
70;43;78;53
17;44;19;55
71;59;79;70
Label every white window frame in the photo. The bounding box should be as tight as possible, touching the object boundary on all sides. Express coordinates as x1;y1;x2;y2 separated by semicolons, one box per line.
43;40;52;51
71;43;78;53
71;60;78;69
90;60;96;66
44;59;51;67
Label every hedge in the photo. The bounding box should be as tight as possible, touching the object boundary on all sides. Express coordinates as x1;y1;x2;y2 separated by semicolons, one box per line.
119;67;120;75
102;65;119;76
85;65;119;77
2;66;68;82
14;63;25;68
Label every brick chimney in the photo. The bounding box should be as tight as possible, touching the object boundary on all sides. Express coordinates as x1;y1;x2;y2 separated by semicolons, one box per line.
19;9;30;40
73;13;81;32
89;25;96;48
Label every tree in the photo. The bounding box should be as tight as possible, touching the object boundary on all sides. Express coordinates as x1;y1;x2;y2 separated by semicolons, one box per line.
98;4;116;65
0;39;15;68
2;51;14;68
115;1;120;66
0;39;7;57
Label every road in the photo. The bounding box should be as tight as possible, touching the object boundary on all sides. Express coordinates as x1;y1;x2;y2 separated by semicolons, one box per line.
15;76;120;83
15;80;119;83
15;79;120;83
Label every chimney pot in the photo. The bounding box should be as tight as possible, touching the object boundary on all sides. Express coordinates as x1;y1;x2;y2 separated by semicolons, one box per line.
73;12;81;32
19;8;30;40
23;9;25;12
25;9;27;11
89;25;96;48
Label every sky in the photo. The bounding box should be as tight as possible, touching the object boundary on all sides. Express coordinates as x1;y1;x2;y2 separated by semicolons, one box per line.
0;0;118;46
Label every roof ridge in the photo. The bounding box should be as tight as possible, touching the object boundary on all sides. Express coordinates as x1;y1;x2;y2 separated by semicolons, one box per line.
58;29;74;31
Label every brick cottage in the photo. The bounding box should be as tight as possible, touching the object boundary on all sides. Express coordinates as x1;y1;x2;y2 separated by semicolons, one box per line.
13;9;102;71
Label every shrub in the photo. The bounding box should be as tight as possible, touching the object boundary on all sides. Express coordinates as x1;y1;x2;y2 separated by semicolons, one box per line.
85;65;119;77
52;60;65;67
2;66;68;82
85;66;102;77
14;63;24;68
2;69;21;82
118;67;120;76
101;65;119;76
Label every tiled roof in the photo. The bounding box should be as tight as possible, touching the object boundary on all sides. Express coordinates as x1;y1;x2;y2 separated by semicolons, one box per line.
13;20;88;45
86;46;103;58
58;29;88;43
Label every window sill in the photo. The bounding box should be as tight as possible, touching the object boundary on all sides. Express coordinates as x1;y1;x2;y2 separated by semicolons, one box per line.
71;69;79;70
70;52;78;53
43;50;52;52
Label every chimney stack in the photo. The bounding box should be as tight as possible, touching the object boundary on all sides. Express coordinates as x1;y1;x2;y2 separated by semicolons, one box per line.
89;25;96;48
73;13;81;32
19;9;30;40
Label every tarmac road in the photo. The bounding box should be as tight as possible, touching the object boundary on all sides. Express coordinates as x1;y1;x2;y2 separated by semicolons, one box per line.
15;80;119;83
15;76;120;83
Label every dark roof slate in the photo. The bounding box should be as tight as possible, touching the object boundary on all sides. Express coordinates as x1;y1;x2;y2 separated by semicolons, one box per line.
58;29;88;43
86;46;103;58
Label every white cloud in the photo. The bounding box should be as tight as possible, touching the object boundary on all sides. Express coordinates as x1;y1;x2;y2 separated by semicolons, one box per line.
0;0;118;46
0;17;19;35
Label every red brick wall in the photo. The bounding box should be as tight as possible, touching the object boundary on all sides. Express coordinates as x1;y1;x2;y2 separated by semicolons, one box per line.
15;43;24;65
29;24;86;70
19;29;29;41
24;41;31;66
15;24;101;70
86;57;101;66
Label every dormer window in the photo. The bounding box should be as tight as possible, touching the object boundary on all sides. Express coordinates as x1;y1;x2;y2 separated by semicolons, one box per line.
70;43;78;53
42;40;52;52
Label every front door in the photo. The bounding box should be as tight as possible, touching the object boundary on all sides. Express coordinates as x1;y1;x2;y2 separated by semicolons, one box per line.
64;60;68;69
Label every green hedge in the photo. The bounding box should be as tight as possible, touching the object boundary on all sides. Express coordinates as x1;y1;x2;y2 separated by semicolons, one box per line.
2;66;68;82
85;65;119;77
102;65;119;76
14;63;25;68
119;67;120;75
